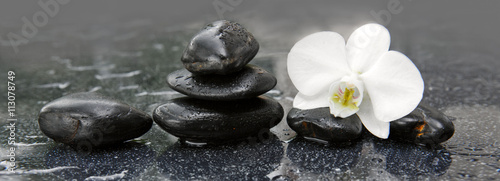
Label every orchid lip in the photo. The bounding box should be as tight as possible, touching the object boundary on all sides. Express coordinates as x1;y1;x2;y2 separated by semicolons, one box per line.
328;76;364;118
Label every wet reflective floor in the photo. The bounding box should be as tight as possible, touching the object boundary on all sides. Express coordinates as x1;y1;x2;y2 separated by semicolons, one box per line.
1;1;499;180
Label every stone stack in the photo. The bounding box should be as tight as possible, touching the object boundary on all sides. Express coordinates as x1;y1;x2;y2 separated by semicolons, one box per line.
153;20;284;145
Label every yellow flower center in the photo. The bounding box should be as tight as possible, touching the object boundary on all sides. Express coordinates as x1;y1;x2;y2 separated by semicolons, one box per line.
331;87;358;110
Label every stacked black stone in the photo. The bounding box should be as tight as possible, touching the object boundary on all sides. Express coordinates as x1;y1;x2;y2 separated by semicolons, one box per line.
153;20;284;145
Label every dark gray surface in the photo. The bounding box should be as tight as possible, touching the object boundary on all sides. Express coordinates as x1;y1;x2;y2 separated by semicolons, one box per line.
1;1;499;180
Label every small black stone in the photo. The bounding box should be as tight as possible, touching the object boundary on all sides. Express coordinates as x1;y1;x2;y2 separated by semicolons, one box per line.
167;64;277;101
181;20;259;75
152;96;283;144
287;107;363;143
38;92;153;147
389;104;455;145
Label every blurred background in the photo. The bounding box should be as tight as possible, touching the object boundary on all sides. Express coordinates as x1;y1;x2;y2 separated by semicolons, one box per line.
2;1;499;66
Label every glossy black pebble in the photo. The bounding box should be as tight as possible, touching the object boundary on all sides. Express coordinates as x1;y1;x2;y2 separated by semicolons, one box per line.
152;96;283;144
389;104;455;145
167;64;277;100
181;20;259;75
38;92;153;147
287;107;363;143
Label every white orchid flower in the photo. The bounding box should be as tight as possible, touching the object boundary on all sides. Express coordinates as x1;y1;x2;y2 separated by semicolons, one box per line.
287;23;424;139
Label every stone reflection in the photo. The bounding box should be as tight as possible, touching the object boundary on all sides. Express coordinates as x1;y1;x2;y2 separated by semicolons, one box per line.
157;139;283;180
286;138;362;174
374;140;452;177
45;142;155;180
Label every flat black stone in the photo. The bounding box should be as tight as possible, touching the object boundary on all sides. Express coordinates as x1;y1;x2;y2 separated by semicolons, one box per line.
287;107;363;143
181;20;259;75
167;64;277;100
38;92;153;147
389;104;455;145
152;96;283;144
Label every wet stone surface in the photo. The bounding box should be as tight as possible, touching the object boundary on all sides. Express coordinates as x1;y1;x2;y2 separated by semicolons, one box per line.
287;107;363;143
373;140;452;177
1;1;500;180
167;64;277;100
390;104;455;145
38;92;153;147
157;139;283;180
287;138;363;173
45;143;156;180
153;96;283;144
280;137;454;180
181;20;259;75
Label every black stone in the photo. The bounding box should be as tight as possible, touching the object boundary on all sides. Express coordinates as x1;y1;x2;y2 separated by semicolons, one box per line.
389;104;455;145
287;107;363;143
152;96;283;144
181;20;259;75
38;92;153;147
167;64;277;100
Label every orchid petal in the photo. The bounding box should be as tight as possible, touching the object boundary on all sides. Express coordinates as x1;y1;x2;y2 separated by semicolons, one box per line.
346;23;390;73
360;51;424;122
288;31;351;96
356;95;390;138
293;92;329;110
